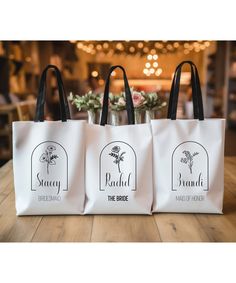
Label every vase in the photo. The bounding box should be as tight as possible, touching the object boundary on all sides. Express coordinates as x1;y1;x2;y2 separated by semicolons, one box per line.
110;111;120;126
145;109;155;123
87;110;96;124
134;109;142;124
96;109;102;124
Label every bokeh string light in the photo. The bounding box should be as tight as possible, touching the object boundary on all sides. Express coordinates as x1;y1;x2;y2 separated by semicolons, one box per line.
72;41;211;57
143;54;162;77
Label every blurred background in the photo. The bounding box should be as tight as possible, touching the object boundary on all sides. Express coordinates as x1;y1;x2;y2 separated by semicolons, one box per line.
0;40;235;165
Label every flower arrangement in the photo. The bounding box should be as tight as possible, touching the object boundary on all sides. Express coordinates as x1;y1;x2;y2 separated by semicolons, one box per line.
68;91;101;112
141;92;167;110
131;89;146;110
120;87;166;111
109;93;126;111
120;88;145;110
68;88;166;112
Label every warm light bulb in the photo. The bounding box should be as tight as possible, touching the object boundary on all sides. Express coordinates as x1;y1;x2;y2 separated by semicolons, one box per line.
116;42;124;50
153;62;158;68
153;54;158;60
138;42;144;48
91;71;98;77
184;49;190;54
103;42;109;49
184;43;190;48
76;42;83;49
157;68;162;75
145;62;151;68
173;42;179;48
129;46;135;53
150;49;156;54
155;42;163;49
147;54;152;60
150;68;155;74
98;79;104;86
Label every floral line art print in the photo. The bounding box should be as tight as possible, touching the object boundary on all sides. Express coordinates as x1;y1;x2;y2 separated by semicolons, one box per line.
109;146;126;173
180;150;199;174
39;145;58;174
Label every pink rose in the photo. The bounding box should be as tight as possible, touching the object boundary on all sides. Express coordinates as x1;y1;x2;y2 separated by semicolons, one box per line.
132;91;145;108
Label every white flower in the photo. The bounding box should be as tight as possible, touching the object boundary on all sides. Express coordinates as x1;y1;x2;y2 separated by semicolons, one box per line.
117;97;126;106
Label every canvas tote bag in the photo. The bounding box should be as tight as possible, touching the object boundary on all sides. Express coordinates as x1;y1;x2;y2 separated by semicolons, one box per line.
85;65;153;214
151;61;225;213
13;65;85;215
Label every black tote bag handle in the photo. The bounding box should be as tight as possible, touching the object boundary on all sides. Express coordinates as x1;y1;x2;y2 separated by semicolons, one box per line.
35;65;71;122
100;65;135;126
167;61;204;121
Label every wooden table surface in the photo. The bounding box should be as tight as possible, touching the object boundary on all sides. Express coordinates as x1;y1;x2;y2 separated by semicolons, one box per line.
0;158;236;242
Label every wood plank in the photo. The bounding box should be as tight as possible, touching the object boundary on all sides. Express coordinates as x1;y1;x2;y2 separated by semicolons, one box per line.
224;157;236;192
0;161;14;205
91;215;161;242
0;192;42;242
0;160;12;178
0;161;13;189
0;157;235;242
225;156;236;167
5;216;42;242
220;188;236;230
222;159;236;230
154;214;210;242
224;171;236;197
32;215;93;242
196;212;236;242
0;169;42;242
0;178;14;204
0;161;13;195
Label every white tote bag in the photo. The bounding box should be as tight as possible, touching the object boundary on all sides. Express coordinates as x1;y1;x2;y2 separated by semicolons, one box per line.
85;65;153;214
151;61;225;214
13;65;85;215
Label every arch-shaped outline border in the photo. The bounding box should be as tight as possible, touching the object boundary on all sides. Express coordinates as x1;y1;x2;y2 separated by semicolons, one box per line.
99;141;137;191
31;141;68;192
171;141;209;191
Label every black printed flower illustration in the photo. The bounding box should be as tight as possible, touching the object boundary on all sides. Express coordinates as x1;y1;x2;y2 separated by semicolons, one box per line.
39;145;58;174
180;150;199;174
109;146;126;173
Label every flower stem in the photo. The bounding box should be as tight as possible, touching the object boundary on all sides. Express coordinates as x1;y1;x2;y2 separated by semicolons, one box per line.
118;162;121;173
